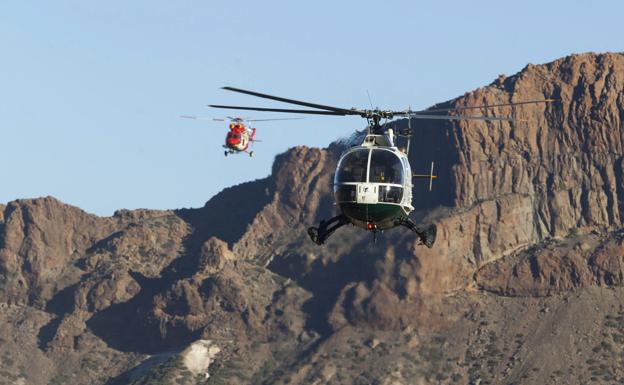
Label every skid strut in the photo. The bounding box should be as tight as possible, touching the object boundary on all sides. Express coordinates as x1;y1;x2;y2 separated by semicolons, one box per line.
396;218;437;248
307;214;350;245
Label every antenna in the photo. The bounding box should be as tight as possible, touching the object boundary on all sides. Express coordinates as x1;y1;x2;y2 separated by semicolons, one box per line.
366;90;374;110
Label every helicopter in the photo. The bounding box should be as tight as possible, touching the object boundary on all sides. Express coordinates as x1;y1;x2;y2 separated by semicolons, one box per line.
210;87;555;246
180;115;300;157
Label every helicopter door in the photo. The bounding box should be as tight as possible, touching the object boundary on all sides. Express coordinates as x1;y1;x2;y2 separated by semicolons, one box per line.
239;133;248;149
357;183;378;204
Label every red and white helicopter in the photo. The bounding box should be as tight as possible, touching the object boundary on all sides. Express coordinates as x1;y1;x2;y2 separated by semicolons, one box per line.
180;115;300;157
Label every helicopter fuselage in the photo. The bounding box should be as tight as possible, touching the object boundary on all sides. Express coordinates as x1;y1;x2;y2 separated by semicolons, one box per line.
224;122;256;155
333;131;414;231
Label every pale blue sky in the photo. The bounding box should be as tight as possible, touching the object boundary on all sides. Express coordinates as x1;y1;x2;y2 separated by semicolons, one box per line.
1;1;622;216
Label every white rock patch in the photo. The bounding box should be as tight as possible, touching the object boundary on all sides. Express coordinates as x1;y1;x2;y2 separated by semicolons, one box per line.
182;340;221;379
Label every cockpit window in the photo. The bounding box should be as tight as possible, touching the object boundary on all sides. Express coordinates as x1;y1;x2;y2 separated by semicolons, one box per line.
334;185;357;202
378;185;403;203
369;149;404;184
335;149;369;183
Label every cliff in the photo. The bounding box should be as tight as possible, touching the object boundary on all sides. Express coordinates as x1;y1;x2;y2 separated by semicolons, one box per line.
1;52;624;385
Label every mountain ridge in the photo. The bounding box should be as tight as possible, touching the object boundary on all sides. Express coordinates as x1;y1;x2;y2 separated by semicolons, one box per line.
1;52;624;384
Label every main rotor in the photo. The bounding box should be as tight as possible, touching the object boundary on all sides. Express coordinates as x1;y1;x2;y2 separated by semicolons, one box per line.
209;86;557;135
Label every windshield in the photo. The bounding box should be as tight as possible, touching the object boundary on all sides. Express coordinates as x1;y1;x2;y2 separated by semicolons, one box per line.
378;185;403;203
368;149;404;184
335;149;369;183
334;185;357;203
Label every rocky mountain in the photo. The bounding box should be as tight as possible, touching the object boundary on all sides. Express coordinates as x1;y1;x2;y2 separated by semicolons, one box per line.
1;52;624;385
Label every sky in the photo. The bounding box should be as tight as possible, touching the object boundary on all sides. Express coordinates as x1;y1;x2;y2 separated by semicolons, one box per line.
1;0;623;216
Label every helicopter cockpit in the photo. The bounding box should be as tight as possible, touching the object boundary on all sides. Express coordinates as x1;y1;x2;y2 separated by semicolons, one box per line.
334;147;408;206
368;149;404;185
226;132;240;145
335;148;368;184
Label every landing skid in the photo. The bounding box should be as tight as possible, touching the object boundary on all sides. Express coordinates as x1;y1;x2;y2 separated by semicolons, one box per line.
223;149;253;157
396;217;437;248
307;214;350;245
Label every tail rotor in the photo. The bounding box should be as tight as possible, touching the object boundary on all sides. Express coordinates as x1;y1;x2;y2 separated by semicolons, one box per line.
413;161;437;191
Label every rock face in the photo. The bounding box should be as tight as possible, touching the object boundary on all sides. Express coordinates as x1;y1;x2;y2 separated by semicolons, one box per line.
0;197;116;306
226;52;624;316
1;53;624;385
401;52;624;293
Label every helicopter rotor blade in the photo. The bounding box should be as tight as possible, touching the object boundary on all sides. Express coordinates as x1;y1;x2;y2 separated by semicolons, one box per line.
421;99;558;113
408;113;517;122
245;118;304;122
220;87;363;115
180;115;221;121
209;104;347;115
220;115;302;122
